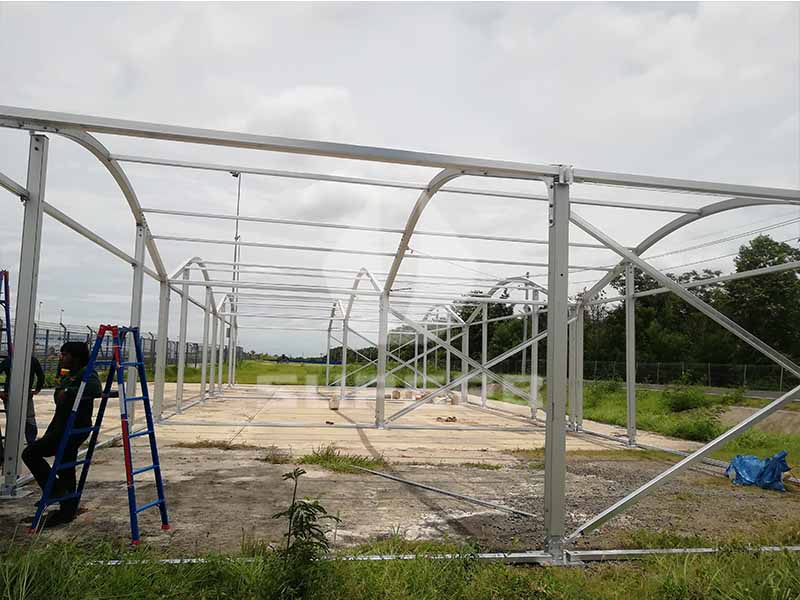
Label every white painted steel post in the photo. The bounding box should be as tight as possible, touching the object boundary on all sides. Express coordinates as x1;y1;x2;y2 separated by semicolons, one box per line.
325;328;332;387
200;287;211;402
336;318;347;408
209;312;218;396
445;313;451;385
543;173;570;558
413;333;419;389
568;308;577;430
531;302;539;419
422;323;428;389
461;322;469;403
2;134;47;495
481;302;488;407
625;262;636;446
231;323;239;385
127;224;146;425
227;320;234;387
375;292;388;427
217;316;224;393
154;280;170;420
521;281;528;376
176;268;189;412
576;304;584;430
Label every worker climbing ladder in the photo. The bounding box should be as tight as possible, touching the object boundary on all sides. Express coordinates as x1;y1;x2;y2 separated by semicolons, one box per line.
31;325;170;543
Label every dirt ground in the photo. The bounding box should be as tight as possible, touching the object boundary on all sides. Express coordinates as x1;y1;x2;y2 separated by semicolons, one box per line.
0;385;796;554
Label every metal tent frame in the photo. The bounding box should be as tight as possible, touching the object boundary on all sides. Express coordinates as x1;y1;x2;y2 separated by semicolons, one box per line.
1;106;799;563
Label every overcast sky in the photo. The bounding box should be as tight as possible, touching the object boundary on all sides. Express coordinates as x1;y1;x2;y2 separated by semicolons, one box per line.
0;2;798;356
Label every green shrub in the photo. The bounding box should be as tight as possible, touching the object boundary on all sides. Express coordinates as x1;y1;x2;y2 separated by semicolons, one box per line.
666;414;722;442
719;387;746;406
662;383;708;412
591;378;623;395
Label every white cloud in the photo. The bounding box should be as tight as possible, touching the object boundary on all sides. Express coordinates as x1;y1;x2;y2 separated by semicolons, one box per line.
0;2;797;355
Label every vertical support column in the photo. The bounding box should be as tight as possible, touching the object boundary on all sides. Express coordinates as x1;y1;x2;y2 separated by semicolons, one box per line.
481;302;488;407
231;324;239;385
568;307;577;430
209;311;218;396
445;313;451;385
336;318;347;408
176;269;190;413
325;326;332;387
530;301;539;420
461;322;469;404
576;304;584;430
217;316;225;393
2;134;48;495
375;292;388;428
422;322;428;389
521;282;529;376
200;287;211;403
227;318;234;387
625;262;636;446
153;280;170;420
543;173;570;558
127;223;146;425
413;333;419;389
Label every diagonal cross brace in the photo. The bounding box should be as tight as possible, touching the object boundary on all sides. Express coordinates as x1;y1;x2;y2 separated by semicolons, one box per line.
566;382;800;543
570;212;800;378
343;340;447;396
346;325;446;389
387;327;549;422
391;307;533;407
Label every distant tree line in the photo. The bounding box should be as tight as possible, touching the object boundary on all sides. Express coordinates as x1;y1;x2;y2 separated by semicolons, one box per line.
318;235;800;373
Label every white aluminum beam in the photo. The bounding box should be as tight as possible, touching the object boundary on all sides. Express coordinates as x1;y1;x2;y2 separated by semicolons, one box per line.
121;154;761;214
0;170;27;197
2;134;47;495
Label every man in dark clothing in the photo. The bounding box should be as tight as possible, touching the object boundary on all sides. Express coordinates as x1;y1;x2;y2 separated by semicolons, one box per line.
0;354;44;459
22;342;102;527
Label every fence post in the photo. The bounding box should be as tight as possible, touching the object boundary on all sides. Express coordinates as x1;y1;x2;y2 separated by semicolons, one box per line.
743;364;747;388
780;367;784;392
43;328;50;377
656;362;660;385
707;363;711;387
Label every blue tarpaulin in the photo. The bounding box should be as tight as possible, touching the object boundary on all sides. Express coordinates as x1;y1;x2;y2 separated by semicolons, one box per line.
725;450;790;492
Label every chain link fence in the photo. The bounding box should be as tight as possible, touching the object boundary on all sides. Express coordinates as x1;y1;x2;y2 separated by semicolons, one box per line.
0;320;243;385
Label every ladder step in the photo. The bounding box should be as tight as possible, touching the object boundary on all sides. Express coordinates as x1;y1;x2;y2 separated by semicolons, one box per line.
135;498;163;514
70;426;99;436
119;361;144;368
131;464;157;476
129;429;153;439
125;396;147;403
57;459;88;470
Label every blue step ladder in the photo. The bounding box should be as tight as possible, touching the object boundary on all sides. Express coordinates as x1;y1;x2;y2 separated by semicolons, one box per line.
31;325;170;543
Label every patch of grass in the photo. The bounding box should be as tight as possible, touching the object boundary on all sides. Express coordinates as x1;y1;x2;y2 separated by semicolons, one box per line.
299;444;386;474
459;462;502;470
620;529;713;549
257;445;294;464
3;541;800;599
171;439;262;450
712;428;800;464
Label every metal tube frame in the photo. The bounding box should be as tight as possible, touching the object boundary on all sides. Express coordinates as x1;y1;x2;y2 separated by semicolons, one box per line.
2;106;799;562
